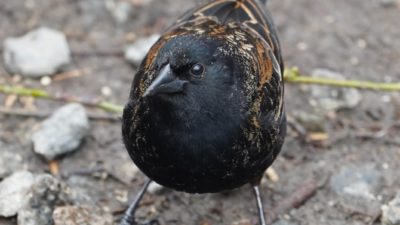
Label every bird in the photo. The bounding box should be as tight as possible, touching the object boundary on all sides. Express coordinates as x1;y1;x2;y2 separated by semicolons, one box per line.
121;0;286;224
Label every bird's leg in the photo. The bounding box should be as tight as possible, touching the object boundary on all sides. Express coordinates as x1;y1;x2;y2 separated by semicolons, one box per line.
119;179;153;225
252;183;267;225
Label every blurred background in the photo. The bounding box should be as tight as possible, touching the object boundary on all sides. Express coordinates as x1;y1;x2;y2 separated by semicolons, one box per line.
0;0;399;225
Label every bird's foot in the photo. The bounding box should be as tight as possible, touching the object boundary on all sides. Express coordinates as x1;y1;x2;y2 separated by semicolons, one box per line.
119;219;159;225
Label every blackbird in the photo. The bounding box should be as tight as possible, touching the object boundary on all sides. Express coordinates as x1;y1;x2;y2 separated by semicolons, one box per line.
121;0;286;224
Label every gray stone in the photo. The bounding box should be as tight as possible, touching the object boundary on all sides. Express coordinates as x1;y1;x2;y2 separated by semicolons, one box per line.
125;34;160;65
380;0;397;7
104;160;139;185
309;69;362;113
32;103;89;161
0;171;35;217
0;142;24;179
53;205;113;225
65;176;99;205
340;197;382;217
330;164;382;200
273;220;299;225
330;164;383;217
382;192;400;225
3;27;71;77
18;174;63;225
293;110;326;132
148;182;165;194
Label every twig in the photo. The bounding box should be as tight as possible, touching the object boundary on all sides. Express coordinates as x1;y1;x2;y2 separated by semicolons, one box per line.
1;67;400;115
266;179;318;224
0;85;123;113
0;107;120;121
284;67;400;91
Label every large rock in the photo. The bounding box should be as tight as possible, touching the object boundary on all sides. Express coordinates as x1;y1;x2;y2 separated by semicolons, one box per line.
0;171;35;217
18;174;63;225
309;69;362;113
125;34;160;65
382;192;400;225
3;27;71;77
53;205;113;225
32;103;89;161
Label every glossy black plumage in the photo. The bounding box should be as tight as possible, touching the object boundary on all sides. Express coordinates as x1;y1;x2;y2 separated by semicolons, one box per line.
123;0;285;194
121;0;285;223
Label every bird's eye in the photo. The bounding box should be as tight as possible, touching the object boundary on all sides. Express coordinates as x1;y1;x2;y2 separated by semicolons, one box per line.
190;63;205;78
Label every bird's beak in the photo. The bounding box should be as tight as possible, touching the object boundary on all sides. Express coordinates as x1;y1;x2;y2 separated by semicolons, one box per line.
143;64;187;97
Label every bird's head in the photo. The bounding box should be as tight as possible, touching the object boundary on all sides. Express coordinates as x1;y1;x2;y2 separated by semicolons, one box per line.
139;34;241;112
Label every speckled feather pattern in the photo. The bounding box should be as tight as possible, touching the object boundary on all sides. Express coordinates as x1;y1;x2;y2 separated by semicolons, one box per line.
122;0;286;193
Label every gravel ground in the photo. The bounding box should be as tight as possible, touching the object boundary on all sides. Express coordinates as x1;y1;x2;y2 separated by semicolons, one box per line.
0;0;399;225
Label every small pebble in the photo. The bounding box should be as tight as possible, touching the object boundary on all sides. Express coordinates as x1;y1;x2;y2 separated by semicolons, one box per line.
148;182;165;194
324;15;335;24
32;103;90;161
101;86;113;97
350;56;360;66
382;192;400;225
53;205;113;225
382;163;390;170
40;76;52;86
382;95;391;103
296;42;308;51
356;39;367;49
380;0;398;7
310;69;363;113
105;0;133;24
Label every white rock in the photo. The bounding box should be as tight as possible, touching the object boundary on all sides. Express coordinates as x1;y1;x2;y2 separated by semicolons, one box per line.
32;103;89;161
3;27;71;77
0;171;35;217
125;34;160;65
382;192;400;225
310;69;362;113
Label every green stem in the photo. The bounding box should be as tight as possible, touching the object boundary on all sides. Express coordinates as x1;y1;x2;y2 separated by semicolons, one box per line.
284;67;400;91
0;85;50;98
1;67;399;114
97;101;124;113
0;84;123;113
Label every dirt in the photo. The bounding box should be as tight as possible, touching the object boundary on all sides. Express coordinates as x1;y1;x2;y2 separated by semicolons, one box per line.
0;0;399;225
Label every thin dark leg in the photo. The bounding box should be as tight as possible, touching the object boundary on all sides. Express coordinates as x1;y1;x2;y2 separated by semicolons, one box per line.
119;179;153;225
252;184;267;225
